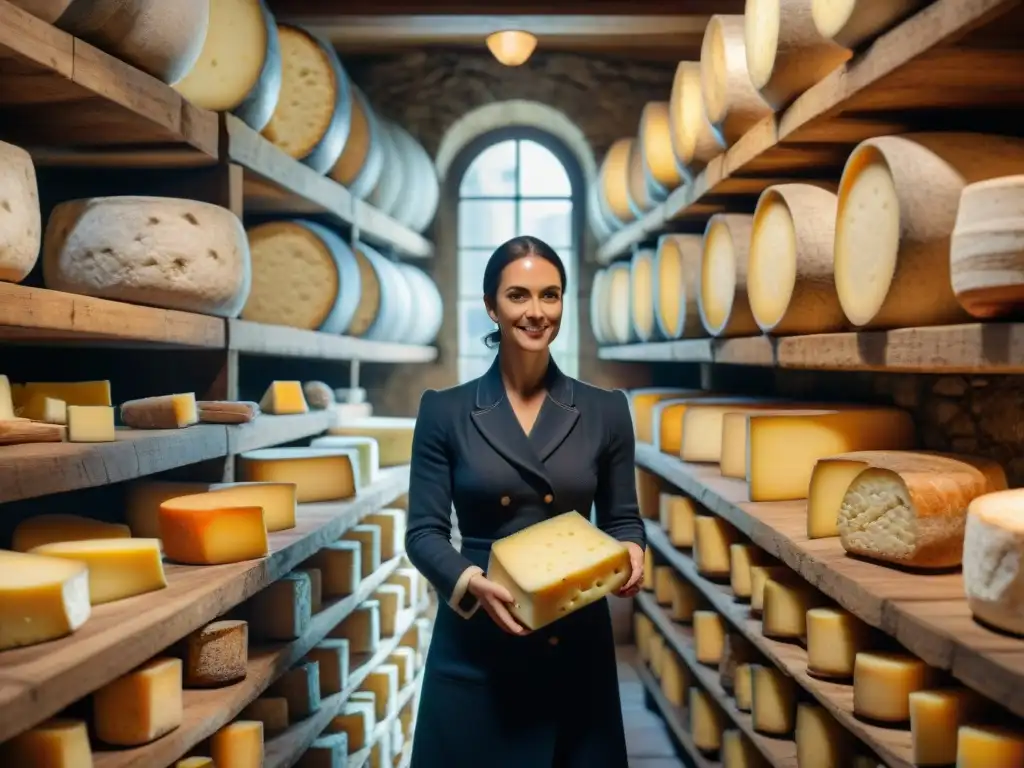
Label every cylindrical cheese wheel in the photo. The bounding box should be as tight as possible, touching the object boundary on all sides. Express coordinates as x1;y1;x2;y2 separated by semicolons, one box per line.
605;261;634;344
698;214;759;337
354;243;413;343
43;196;250;318
172;0;282;132
743;0;850;110
812;0;929;49
964;489;1024;636
587;184;617;241
626;139;657;219
261;23;352;174
669;61;726;176
639;102;683;202
629;249;659;342
598;139;635;226
654;234;704;340
589;268;612;344
835;133;1024;329
0;140;41;284
329;86;386;201
699;16;771;145
388;125;440;233
395;262;442;346
748;183;845;335
369;120;406;218
243;220;360;333
951;175;1024;319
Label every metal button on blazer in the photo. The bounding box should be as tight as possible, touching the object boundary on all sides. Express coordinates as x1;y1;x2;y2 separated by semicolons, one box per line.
501;495;511;506
544;494;553;504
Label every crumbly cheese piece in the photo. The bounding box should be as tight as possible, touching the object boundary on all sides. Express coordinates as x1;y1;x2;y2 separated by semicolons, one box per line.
722;728;768;768
751;663;797;735
0;550;91;650
14;380;111;407
660;493;698;547
21;395;67;424
805;607;871;679
239;448;357;503
210;720;264;767
909;688;983;766
693;515;739;578
66;405;115;442
734;664;754;711
239;697;290;735
853;652;934;722
43;196;250;317
0;140;41;283
654;565;675;606
796;703;852;767
693;610;725;665
93;657;183;746
761;577;828;639
120;393;198;429
690;687;725;752
0;718;92;767
373;584;405;637
812;0;929;48
668;571;699;622
327;417;416;466
12;513;130;552
311;435;380;488
158;492;269;565
327;700;375;750
268;661;321;720
330;600;380;653
963;489;1024;635
305;541;361;597
661;649;688;707
360;664;400;719
364;509;406;561
259;381;309;415
247;571;312;641
749;565;788;614
298;732;349;768
183;619;248;688
30;538;166;605
342;524;382;579
485;511;631;630
956;725;1024;767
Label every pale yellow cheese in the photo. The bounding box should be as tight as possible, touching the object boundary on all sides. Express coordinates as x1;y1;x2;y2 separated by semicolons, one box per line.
311;435;380;488
373;584;406;637
694;515;739;578
637;468;661;520
680;398;789;462
734;664;753;711
719;633;754;693
660;493;698;547
654;565;675;606
652;401;688;456
693;610;725;665
387;567;419;609
259;380;309;415
388;646;416;687
66;405;115;442
0;550;91;650
796;703;852;767
751;663;797;735
669;571;700;622
364;509;406;561
660;649;688;707
306;639;350;695
360;664;400;719
629;388;703;444
0;375;14;420
761;577;828;640
239;697;290;735
0;718;92;767
327;417;415;467
853;652;934;722
331;600;380;653
806;607;871;679
963;489;1024;635
15;381;111;407
30;538;166;606
956;724;1024;768
177;757;214;768
485;511;631;630
327;700;375;750
808;456;869;539
342;524;382;579
183;619;248;688
248;571;312;641
750;565;788;614
210;720;264;768
653;234;704;340
93;657;183;746
306;540;361;597
159;493;269;566
630;248;659;342
12;514;130;552
649;632;665;678
239;448;357;503
21;395;67;424
119;393;198;429
690;687;725;752
729;543;762;599
909;688;983;766
722;728;768;768
269;661;321;720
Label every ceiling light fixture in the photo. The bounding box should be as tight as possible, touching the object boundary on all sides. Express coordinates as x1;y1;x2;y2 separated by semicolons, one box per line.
486;30;537;67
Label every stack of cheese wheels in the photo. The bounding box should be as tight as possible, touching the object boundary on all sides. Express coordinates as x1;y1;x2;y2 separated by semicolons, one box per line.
369;119;405;217
638;102;683;205
698;213;759;337
0;140;41;284
42;196;251;318
669;62;724;178
626;140;658;219
587;184;617;242
260;23;352;175
369;121;440;233
699;15;770;146
812;0;930;50
597;139;635;229
589;268;614;344
602;261;634;345
172;0;282;131
328;86;386;200
11;0;210;84
629;248;659;342
833;133;1024;330
395;262;443;345
653;234;704;340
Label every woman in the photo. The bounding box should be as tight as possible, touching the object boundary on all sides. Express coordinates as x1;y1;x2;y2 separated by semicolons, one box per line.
405;235;646;768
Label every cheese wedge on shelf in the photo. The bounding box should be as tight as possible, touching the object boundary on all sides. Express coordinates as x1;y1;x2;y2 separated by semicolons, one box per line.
660;493;698;547
13;380;112;407
690;686;725;752
93;657;183;746
650;394;723;455
956;725;1024;767
310;435;380;487
0;550;91;650
239;448;358;503
853;652;934;722
210;721;264;766
29;538;166;605
680;398;794;463
326;417;415;467
12;513;130;552
909;688;983;766
159;492;270;566
20;394;66;424
963;488;1024;636
66;405;116;443
629;388;706;444
0;718;92;766
120;393;198;429
796;704;852;767
806;607;872;679
259;380;309;415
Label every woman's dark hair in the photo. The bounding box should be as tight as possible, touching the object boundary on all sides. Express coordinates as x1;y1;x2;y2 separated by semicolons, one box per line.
482;235;568;348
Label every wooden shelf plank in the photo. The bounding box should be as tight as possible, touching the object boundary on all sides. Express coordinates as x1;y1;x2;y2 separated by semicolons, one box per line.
634;444;1024;720
633;660;720;768
0;466;410;742
225;411;337;454
595;0;1024;264
225;116;433;259
228;320;438;363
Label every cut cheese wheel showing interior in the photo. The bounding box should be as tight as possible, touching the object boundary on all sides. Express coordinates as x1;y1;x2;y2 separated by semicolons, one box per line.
172;0;282;131
748;183;845;335
639;102;683;201
700;15;771;145
598;139;635;225
812;0;929;50
743;0;850;110
0;140;41;283
698;213;759;337
963;488;1024;635
629;248;659;342
668;61;725;176
329;86;386;200
629;388;707;445
834;133;1024;329
951;175;1024;319
43;196;251;318
239;448;358;503
0;549;91;651
605;261;634;345
653;234;704;340
626;138;657;219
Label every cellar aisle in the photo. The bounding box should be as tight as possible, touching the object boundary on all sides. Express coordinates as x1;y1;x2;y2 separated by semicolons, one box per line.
618;647;690;768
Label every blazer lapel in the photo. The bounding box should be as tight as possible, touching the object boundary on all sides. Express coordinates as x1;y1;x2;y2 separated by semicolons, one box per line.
532;364;579;461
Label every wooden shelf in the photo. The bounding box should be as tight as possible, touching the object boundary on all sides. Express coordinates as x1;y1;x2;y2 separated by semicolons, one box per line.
634;443;1024;720
636;593;798;768
644;524;910;768
0;466;410;742
599;322;1024;373
228;320;438;363
633;660;720;768
596;0;1024;264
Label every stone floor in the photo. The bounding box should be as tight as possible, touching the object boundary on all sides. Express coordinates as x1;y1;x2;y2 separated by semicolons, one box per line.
617;647;690;768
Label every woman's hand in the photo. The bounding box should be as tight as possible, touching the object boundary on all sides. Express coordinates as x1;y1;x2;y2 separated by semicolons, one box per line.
468;573;530;636
615;542;645;598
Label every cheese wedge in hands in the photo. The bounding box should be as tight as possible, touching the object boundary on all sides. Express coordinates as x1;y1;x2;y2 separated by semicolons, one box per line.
746;407;916;501
486;511;631;630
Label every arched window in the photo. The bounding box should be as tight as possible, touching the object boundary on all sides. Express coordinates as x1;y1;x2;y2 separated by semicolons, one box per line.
454;130;582;383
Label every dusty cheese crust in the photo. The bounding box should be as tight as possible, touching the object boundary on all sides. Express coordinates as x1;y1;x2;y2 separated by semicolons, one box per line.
963;490;1024;636
0;140;41;283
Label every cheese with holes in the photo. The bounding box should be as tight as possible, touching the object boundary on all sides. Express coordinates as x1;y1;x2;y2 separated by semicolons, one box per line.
373;584;405;636
680;398;787;462
388;568;419;609
296;567;322;612
240;697;289;734
693;610;725;665
0;718;92;767
957;725;1024;767
629;388;703;444
306;541;361;596
183;619;248;688
751;664;797;735
963;488;1024;635
734;664;753;711
761;577;827;639
853;652;934;722
14;380;111;407
812;0;931;49
389;646;416;687
342;524;382;578
12;514;130;552
485;511;631;630
311;435;379;487
698;214;759;337
248;571;312;640
327;700;375;750
306;639;349;695
67;405;115;442
21;394;66;424
690;687;725;752
360;664;399;719
239;448;357;503
729;543;763;599
669;571;699;622
327;417;416;467
44;197;250;317
806;607;871;679
30;538;166;605
0;140;41;283
694;515;738;578
722;728;767;768
298;732;349;768
0;550;91;650
269;662;321;720
746;408;916;501
750;565;787;614
909;688;983;766
661;648;688;706
158;493;269;565
259;381;309;415
654;565;675;606
364;509;405;560
120;393;198;429
94;657;183;746
660;494;697;547
331;600;380;653
210;721;264;767
172;0;281;130
796;703;852;767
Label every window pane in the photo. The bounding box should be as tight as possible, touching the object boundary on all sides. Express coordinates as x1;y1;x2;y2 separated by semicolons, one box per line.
459;200;516;248
458;298;497;354
458;354;496;384
518;200;573;248
460;140;517;197
458;248;492;299
519;140;571;197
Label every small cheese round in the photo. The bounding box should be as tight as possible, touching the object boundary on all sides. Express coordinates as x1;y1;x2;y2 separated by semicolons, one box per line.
963;489;1024;635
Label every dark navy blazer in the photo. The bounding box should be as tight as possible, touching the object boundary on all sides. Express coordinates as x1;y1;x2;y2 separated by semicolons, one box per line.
405;357;646;768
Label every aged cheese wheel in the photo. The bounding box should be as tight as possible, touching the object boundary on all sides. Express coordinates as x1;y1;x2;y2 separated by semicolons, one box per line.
588;184;617;241
951;175;1024;319
639;102;683;202
329;86;385;200
43;196;249;317
0;140;41;284
654;234;704;340
964;489;1024;636
396;263;442;345
629;249;659;342
626;139;657;219
835;133;1024;329
744;0;850;110
698;214;759;337
590;268;617;344
748;183;845;334
389;125;440;233
669;61;725;176
700;15;771;145
368;119;406;218
172;0;282;131
605;261;634;344
261;23;352;174
353;243;414;343
243;220;361;332
812;0;929;49
598;139;636;226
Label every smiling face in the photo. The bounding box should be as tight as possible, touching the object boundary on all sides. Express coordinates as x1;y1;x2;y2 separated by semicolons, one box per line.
486;255;563;353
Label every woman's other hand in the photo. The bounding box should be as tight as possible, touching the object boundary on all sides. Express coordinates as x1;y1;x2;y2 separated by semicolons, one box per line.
468;573;530;636
615;542;645;598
